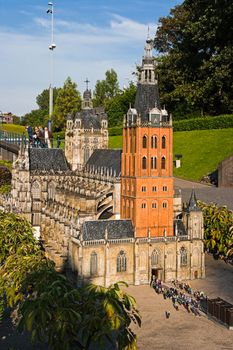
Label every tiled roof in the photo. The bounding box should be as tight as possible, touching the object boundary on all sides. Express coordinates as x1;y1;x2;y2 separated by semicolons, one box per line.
29;148;69;171
75;108;107;129
86;149;122;177
134;83;160;122
83;219;134;241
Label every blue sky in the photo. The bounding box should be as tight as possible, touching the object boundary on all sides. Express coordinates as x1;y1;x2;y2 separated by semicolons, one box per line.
0;0;181;116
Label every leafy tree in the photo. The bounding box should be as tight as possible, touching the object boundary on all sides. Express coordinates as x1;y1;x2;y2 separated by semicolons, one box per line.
106;82;137;127
36;87;61;112
21;109;48;127
0;211;141;349
154;0;233;118
53;77;81;131
199;202;233;259
93;69;120;106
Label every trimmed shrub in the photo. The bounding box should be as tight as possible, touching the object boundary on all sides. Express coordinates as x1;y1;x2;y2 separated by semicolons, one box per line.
173;114;233;132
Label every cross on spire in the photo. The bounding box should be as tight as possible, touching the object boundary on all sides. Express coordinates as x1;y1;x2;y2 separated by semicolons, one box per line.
84;78;90;90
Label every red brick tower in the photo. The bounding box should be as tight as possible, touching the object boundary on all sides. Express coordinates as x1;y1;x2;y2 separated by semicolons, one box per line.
121;38;174;238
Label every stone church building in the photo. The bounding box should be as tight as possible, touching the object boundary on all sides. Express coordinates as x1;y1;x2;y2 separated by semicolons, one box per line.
11;39;205;286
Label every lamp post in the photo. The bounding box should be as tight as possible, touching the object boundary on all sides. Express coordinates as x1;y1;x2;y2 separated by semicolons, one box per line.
47;2;56;130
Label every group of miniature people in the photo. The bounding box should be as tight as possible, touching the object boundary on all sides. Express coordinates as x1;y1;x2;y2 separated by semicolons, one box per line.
151;277;207;318
25;125;60;149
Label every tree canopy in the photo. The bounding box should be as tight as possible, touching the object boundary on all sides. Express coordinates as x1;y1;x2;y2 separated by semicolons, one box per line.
53;77;82;131
154;0;233;118
93;69;120;106
105;82;137;127
36;87;61;113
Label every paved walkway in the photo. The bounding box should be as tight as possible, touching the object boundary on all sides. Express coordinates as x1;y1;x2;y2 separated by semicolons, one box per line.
128;254;233;350
174;177;233;210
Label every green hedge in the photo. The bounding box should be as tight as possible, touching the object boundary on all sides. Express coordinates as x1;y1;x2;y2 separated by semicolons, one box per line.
109;126;123;136
173;114;233;131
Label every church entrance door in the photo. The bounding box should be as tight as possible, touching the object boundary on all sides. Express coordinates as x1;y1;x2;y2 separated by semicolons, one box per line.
151;268;163;280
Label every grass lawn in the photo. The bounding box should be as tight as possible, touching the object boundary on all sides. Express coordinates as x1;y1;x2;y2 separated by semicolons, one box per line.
1;124;25;134
109;128;233;181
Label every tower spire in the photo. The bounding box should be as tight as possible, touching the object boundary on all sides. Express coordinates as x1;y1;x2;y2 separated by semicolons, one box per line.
187;189;201;212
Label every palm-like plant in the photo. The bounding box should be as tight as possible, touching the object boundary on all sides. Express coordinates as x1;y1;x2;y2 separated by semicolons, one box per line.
0;211;141;349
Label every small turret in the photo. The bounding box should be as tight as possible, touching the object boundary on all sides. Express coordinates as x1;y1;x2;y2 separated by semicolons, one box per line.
187;189;201;212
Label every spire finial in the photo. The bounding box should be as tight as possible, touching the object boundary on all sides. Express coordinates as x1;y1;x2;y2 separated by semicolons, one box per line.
84;78;90;90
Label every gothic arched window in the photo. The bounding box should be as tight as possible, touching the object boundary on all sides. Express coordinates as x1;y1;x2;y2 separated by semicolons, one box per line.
162;136;166;149
117;250;127;272
84;148;90;163
142;135;147;148
48;182;55;200
151;136;157;148
180;247;188;267
90;251;98;276
151;157;157;169
151;250;159;266
142;157;147;169
161;157;166;169
32;181;41;199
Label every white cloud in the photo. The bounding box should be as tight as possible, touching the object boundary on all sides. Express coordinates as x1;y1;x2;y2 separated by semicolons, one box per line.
0;14;154;115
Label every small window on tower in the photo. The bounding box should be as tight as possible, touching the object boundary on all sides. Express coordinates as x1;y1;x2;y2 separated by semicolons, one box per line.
141;203;146;209
162;136;166;149
162;202;167;208
142;157;147;169
151;157;157;169
161;157;166;170
163;186;168;192
152;202;157;209
142;186;146;192
151;136;157;148
152;186;157;192
142;136;147;148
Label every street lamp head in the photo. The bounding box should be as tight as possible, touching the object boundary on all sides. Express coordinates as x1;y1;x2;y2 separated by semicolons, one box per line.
49;43;56;50
48;2;53;6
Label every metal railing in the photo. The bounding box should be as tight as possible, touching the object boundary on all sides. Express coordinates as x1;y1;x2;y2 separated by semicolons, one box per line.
0;130;24;145
0;130;63;149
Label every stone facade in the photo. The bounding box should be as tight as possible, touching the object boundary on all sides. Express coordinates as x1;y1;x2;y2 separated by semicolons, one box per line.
10;39;205;286
65;89;108;170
